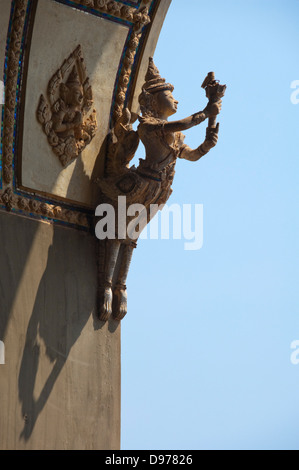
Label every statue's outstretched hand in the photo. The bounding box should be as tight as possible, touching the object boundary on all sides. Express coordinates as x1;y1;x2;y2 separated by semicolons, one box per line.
181;123;220;161
203;123;219;150
204;100;222;118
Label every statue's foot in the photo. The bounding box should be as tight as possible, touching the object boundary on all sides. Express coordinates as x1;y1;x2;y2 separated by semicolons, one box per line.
98;286;113;322
113;285;127;321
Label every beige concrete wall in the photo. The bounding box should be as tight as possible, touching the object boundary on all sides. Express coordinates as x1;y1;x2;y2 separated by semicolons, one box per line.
0;212;121;450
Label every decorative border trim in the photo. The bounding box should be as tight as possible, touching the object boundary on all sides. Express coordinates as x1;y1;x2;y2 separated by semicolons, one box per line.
2;0;28;187
70;0;151;28
112;0;159;123
119;0;143;8
112;29;142;122
0;0;159;230
0;187;90;228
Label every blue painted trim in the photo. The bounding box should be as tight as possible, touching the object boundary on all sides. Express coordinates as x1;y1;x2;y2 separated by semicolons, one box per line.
53;0;133;27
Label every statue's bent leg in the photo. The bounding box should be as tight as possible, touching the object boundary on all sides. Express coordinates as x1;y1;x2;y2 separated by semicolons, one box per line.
98;239;121;321
113;241;137;321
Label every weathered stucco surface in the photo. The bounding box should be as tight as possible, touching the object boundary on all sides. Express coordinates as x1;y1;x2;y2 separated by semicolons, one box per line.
0;213;121;450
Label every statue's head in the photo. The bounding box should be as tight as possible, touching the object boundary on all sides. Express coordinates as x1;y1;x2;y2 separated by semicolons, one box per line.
139;58;178;119
60;66;83;106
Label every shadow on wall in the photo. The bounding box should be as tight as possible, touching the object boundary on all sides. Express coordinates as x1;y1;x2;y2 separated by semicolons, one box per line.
0;105;115;442
0;211;110;441
17;222;100;440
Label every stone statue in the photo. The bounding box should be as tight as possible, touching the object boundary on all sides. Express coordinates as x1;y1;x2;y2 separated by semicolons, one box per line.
96;58;226;321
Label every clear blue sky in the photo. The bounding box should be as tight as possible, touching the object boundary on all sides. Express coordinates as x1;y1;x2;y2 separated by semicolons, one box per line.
122;0;299;450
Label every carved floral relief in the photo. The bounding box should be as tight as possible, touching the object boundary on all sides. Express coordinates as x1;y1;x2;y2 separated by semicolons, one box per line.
37;45;97;167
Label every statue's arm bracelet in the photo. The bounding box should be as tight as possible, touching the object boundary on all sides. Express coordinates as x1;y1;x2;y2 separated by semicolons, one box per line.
197;144;208;157
192;112;206;125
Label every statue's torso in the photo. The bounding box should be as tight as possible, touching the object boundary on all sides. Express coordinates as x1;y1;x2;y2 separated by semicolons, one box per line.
137;119;185;175
98;118;185;210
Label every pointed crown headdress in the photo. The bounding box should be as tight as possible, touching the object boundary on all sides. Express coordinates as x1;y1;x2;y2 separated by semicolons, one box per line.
142;57;174;95
66;66;82;89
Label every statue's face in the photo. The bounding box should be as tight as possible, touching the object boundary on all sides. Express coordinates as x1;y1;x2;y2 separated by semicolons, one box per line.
70;86;83;106
155;90;178;117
